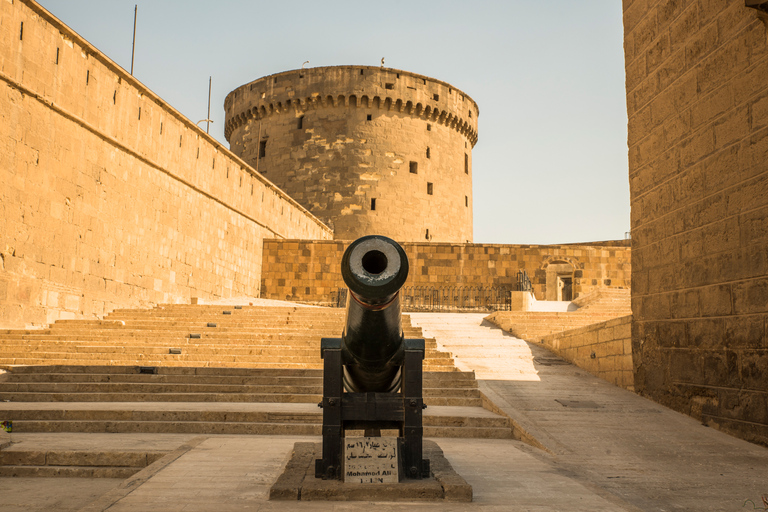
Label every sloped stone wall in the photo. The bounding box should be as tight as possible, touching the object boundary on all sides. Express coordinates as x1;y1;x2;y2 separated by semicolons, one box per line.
541;316;634;390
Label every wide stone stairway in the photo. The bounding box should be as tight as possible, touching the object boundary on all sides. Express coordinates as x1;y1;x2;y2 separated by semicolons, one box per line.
0;303;512;477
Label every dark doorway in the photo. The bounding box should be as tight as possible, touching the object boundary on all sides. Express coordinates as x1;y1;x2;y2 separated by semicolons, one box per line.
561;277;573;301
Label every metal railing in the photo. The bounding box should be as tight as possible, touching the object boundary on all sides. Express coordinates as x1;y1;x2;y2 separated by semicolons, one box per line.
401;286;512;312
517;270;532;292
330;288;348;308
330;286;512;312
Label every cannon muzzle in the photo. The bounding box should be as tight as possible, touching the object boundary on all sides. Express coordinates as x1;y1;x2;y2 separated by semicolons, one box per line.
340;235;409;393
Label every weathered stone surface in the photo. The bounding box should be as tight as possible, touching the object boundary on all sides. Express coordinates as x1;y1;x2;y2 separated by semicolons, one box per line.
625;0;768;445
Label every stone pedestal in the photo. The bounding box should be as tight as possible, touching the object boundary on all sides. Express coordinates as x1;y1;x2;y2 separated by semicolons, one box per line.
270;440;472;502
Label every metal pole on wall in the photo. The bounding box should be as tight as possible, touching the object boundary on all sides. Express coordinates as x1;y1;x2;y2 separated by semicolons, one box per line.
206;76;212;134
130;5;137;75
255;121;261;173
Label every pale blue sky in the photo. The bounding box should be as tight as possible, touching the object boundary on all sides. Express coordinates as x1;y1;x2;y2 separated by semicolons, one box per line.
37;0;630;245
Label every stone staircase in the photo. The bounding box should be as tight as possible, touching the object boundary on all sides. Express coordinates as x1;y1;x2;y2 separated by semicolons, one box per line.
0;305;455;370
0;304;513;443
486;288;631;342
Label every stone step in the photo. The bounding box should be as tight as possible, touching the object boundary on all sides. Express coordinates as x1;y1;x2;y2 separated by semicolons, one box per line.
9;336;434;347
0;392;482;407
0;346;450;359
0;383;480;398
1;421;510;439
0;465;140;478
0;368;476;384
0;338;441;348
0;360;458;371
0;448;166;478
0;411;510;438
0;449;165;467
85;323;431;332
0;365;327;376
0;357;455;370
0;343;442;356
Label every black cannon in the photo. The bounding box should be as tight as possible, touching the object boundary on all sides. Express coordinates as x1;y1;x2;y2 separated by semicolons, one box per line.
315;235;430;481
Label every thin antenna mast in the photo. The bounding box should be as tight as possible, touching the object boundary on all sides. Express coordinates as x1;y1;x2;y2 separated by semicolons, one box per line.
206;76;212;134
130;5;137;75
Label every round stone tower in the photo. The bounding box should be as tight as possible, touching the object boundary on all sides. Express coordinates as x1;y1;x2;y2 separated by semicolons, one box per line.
224;66;478;242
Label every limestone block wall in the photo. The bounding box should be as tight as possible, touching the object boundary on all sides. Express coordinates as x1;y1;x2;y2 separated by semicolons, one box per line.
540;316;634;390
625;0;768;444
0;0;331;328
261;239;631;303
224;66;477;243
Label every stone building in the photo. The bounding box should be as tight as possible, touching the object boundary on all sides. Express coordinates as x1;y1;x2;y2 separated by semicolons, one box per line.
624;0;768;445
224;66;478;243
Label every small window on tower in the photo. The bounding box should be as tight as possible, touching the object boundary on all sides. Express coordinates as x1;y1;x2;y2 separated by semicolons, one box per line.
427;182;433;195
465;153;469;174
367;114;372;121
426;147;431;159
465;196;468;207
297;116;304;129
409;161;418;174
259;140;267;158
371;198;376;210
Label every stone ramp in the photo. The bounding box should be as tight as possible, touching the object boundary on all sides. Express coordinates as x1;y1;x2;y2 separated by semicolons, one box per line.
408;313;542;379
485;288;631;341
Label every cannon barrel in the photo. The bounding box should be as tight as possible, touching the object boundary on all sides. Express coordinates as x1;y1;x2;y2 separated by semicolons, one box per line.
340;235;409;393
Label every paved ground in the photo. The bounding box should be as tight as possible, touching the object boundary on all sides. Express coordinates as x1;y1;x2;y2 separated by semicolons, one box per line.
1;312;767;511
410;313;768;512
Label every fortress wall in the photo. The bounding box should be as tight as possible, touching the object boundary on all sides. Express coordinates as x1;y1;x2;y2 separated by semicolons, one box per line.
225;67;476;242
625;0;768;444
260;239;631;302
0;0;331;328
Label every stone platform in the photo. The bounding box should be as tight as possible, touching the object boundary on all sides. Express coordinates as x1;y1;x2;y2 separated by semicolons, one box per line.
269;440;472;502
